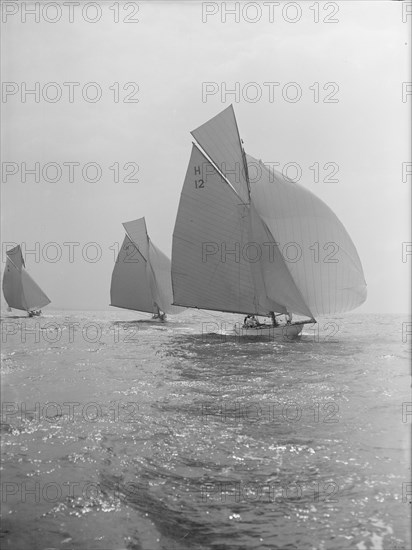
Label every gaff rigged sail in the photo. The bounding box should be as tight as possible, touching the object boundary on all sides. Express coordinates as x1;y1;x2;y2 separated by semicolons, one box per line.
110;217;181;315
172;107;367;318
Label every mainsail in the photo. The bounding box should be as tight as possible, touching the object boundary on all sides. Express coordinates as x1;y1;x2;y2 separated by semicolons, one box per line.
2;245;51;311
110;217;181;315
172;144;312;316
172;107;367;318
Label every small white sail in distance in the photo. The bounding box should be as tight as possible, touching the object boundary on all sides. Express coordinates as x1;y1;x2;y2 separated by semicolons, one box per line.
110;217;182;315
171;105;367;318
2;245;51;312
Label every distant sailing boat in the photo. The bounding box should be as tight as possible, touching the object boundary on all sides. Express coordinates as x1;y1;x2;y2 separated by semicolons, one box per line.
171;106;367;338
110;217;182;320
2;245;51;316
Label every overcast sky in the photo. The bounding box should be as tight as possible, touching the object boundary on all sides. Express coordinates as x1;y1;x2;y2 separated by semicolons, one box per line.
1;1;410;313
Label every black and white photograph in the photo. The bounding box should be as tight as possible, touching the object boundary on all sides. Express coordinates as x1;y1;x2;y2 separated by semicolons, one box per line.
1;1;411;548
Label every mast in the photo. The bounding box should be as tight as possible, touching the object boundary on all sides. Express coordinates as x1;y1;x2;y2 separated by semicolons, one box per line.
240;139;251;201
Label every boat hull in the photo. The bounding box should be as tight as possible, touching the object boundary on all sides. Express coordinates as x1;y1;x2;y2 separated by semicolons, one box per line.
28;310;42;317
233;323;303;340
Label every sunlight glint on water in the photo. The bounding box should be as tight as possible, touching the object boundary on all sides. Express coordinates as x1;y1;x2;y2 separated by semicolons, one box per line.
0;310;410;550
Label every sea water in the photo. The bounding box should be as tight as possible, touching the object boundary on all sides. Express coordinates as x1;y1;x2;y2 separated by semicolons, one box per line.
0;310;410;550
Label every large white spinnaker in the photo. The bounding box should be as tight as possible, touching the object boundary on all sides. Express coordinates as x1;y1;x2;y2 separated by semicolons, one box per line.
248;204;314;318
2;245;51;311
248;155;367;316
110;217;181;315
147;241;182;315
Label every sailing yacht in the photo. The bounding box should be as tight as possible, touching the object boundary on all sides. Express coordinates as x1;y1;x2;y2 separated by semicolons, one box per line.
110;217;182;320
2;245;51;316
171;106;367;338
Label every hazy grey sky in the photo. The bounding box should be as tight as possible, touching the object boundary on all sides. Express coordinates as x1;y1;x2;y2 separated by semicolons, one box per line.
1;1;410;313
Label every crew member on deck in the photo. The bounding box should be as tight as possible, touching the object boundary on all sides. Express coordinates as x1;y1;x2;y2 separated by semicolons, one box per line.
244;315;259;328
270;312;279;327
153;302;160;319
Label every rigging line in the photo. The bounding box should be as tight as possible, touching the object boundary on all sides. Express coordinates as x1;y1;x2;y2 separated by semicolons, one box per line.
197;307;269;325
197;307;234;325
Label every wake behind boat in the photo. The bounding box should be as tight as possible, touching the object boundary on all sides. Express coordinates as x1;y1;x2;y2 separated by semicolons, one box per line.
2;245;51;316
110;217;182;320
171;106;367;339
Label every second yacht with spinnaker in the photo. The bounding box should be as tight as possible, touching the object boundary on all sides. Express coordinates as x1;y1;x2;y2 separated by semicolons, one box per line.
2;245;51;317
171;106;367;338
110;217;182;320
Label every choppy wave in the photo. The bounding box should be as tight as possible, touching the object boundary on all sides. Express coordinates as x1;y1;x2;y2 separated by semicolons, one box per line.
0;310;410;549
